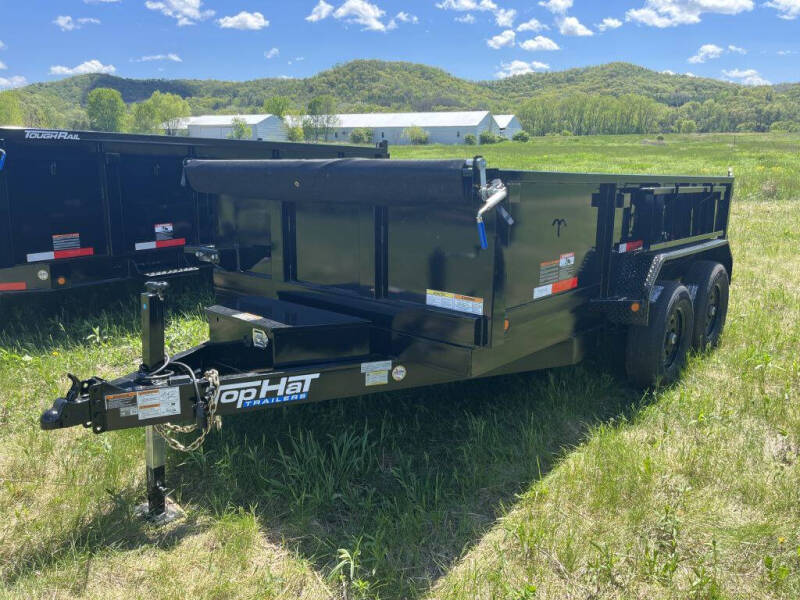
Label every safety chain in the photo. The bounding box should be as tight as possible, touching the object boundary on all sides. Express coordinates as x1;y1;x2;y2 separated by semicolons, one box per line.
155;369;221;453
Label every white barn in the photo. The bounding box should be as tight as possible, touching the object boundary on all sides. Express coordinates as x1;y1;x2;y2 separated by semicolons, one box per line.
492;114;524;139
287;111;496;145
166;114;287;141
326;111;495;145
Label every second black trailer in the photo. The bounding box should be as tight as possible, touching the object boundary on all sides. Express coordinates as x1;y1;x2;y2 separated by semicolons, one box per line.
0;127;388;296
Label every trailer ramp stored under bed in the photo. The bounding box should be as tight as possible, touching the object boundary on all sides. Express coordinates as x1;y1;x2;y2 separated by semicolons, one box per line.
40;157;733;518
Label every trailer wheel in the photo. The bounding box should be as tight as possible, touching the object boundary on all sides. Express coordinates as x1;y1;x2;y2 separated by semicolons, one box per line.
685;261;729;352
626;281;694;388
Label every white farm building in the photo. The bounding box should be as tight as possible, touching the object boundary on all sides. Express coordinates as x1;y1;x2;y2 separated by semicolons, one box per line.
307;111;496;145
168;111;523;145
167;114;286;141
492;115;523;139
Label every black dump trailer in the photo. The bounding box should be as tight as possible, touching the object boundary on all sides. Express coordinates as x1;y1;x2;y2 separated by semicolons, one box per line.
40;157;733;518
0;128;388;296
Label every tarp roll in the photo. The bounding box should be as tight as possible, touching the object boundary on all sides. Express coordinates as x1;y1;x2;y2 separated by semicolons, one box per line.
183;158;471;205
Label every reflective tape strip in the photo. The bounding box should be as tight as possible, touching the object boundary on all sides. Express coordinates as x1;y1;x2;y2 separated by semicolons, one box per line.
0;282;26;291
618;240;644;253
135;238;186;251
534;277;578;299
27;247;94;263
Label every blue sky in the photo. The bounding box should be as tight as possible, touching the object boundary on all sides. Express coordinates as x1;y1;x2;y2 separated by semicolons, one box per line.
0;0;798;90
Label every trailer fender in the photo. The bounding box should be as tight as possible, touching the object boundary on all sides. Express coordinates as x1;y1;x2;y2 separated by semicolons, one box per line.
594;238;732;326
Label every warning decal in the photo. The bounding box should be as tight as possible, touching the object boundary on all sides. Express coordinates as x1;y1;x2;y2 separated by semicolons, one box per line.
136;387;181;421
426;289;484;315
536;250;578;299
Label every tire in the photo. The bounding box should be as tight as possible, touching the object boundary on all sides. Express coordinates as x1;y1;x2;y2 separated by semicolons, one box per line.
626;281;695;388
684;261;729;352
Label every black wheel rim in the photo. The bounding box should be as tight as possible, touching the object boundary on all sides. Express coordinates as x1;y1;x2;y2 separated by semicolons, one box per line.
663;307;684;369
704;284;721;338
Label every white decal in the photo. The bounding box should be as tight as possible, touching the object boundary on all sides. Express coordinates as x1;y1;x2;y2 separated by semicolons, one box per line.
24;129;80;141
219;374;320;409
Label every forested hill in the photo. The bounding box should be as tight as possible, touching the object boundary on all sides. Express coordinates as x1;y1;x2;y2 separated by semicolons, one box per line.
5;60;800;135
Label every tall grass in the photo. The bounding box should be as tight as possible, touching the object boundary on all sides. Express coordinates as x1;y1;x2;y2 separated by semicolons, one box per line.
0;133;798;599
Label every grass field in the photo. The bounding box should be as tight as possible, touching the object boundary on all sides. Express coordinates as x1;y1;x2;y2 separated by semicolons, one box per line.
1;133;799;599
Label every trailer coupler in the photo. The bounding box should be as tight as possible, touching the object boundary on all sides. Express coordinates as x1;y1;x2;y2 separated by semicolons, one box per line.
40;374;100;430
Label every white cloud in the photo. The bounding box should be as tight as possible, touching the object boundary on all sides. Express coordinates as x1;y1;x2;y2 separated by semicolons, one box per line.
517;18;548;31
559;15;593;35
394;11;419;23
333;0;391;31
135;53;182;62
685;71;697;77
0;41;5;50
662;69;676;74
265;48;279;59
688;43;724;63
49;59;116;76
722;68;770;85
217;11;269;30
54;16;101;31
538;0;572;14
487;29;515;49
688;43;747;62
777;49;797;55
436;0;498;10
0;75;27;89
765;0;800;19
306;1;334;22
436;0;517;29
495;8;516;26
626;0;753;27
520;35;560;51
0;61;5;70
145;0;214;26
496;59;550;78
596;17;622;31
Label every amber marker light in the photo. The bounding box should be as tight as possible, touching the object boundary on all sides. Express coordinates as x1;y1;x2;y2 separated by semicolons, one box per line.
631;302;641;313
57;277;67;286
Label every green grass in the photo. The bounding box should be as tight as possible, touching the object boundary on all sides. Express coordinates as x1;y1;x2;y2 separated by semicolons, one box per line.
1;133;799;599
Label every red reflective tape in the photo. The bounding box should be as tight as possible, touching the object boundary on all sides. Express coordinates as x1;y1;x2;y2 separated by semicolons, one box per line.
552;277;578;294
0;282;27;291
53;247;94;259
155;238;186;249
627;240;643;252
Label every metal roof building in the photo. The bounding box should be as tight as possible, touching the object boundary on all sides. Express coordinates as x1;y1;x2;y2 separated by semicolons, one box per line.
323;111;495;145
492;114;524;139
166;114;286;141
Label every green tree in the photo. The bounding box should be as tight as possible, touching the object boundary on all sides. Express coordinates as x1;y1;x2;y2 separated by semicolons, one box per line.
86;88;127;132
349;128;373;144
228;117;252;140
404;126;430;145
132;101;159;134
286;125;304;142
149;91;191;135
512;131;530;142
0;91;24;126
305;95;340;141
463;133;477;145
263;95;292;118
479;130;500;144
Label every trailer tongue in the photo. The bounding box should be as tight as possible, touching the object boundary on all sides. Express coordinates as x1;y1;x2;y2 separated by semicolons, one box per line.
40;156;734;518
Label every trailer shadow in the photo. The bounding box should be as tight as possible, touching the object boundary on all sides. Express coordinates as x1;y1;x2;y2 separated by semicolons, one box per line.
170;359;643;599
